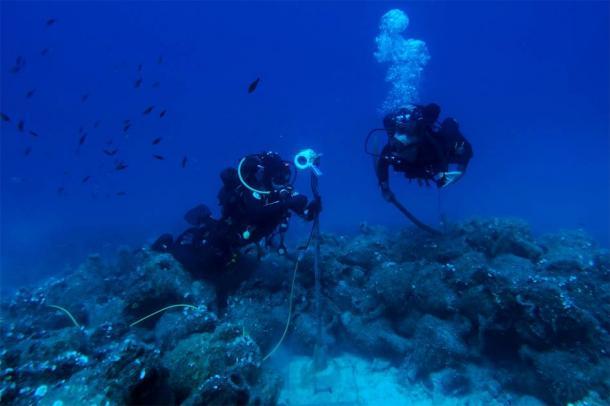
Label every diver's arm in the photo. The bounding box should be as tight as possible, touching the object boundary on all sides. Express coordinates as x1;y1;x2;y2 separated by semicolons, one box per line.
244;193;307;222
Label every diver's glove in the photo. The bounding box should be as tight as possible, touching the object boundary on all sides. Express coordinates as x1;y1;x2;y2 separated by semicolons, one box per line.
380;182;395;202
304;196;322;221
433;170;463;188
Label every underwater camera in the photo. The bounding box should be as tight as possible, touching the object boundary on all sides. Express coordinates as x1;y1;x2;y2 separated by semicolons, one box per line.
294;148;322;176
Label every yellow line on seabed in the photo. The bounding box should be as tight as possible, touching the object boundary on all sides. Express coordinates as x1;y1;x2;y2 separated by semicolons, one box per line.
47;304;80;327
129;304;198;327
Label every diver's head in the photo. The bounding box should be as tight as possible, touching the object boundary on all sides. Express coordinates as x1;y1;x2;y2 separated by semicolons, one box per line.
238;152;293;195
422;103;440;124
384;106;412;134
262;152;292;191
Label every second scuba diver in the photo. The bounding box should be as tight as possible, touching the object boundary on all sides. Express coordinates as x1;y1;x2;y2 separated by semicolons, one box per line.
152;151;322;277
375;103;473;201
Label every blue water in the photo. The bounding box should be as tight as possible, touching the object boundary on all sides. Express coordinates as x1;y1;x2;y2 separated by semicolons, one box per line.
1;1;608;289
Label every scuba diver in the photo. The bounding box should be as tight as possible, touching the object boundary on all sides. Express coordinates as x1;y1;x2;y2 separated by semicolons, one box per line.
369;103;473;233
152;151;322;277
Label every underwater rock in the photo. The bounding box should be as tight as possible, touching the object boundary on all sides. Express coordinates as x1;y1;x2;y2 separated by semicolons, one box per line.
408;315;469;377
339;312;412;358
2;216;609;405
431;368;471;397
120;252;205;325
519;347;610;405
162;324;266;403
154;304;217;351
462;218;544;261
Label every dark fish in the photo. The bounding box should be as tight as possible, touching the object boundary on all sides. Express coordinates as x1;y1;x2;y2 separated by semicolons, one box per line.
79;125;85;134
81;93;89;103
157;55;163;64
46;18;57;26
116;191;127;196
123;124;131;133
10;56;25;74
26;89;36;98
41;48;49;56
181;155;188;168
105;138;113;145
79;133;87;146
248;77;260;93
0;112;10;122
24;147;32;156
153;154;165;160
115;161;128;171
103;148;118;156
29;131;39;137
82;175;91;183
137;63;143;72
57;186;65;195
159;109;166;118
152;81;160;88
134;78;142;88
93;120;101;128
142;106;154;115
152;137;162;145
17;120;24;132
123;119;131;124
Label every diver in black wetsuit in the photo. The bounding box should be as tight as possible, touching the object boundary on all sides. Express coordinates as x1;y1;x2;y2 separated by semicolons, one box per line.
376;103;473;201
152;151;321;276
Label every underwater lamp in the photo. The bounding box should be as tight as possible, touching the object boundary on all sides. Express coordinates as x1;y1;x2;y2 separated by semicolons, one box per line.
294;148;322;176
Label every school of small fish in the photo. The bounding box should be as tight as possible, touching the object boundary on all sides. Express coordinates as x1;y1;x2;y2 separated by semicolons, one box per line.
1;16;262;199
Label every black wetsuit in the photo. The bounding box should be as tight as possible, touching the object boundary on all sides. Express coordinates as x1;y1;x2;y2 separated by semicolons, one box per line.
152;158;319;277
376;105;473;189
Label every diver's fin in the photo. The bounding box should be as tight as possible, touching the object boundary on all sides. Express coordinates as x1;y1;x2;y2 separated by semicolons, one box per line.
184;204;212;226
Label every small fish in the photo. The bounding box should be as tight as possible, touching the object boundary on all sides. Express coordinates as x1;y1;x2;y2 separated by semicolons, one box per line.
116;191;127;196
137;63;143;72
17;120;24;132
79;125;85;134
123;119;131;124
29;130;39;137
134;78;142;88
159;109;166;118
0;112;10;122
41;48;49;56
248;77;260;93
105;139;114;145
115;161;128;171
153;154;165;160
26;89;36;98
152;81;160;88
123;124;131;133
46;18;57;26
81;93;89;103
157;55;163;64
103;148;118;156
57;186;65;195
152;137;162;145
181;155;188;168
142;106;154;115
10;56;25;74
79;133;87;146
82;175;91;183
93;120;101;128
24;147;32;156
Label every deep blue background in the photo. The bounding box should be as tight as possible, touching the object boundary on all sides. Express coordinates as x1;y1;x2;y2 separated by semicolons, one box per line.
1;1;608;289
